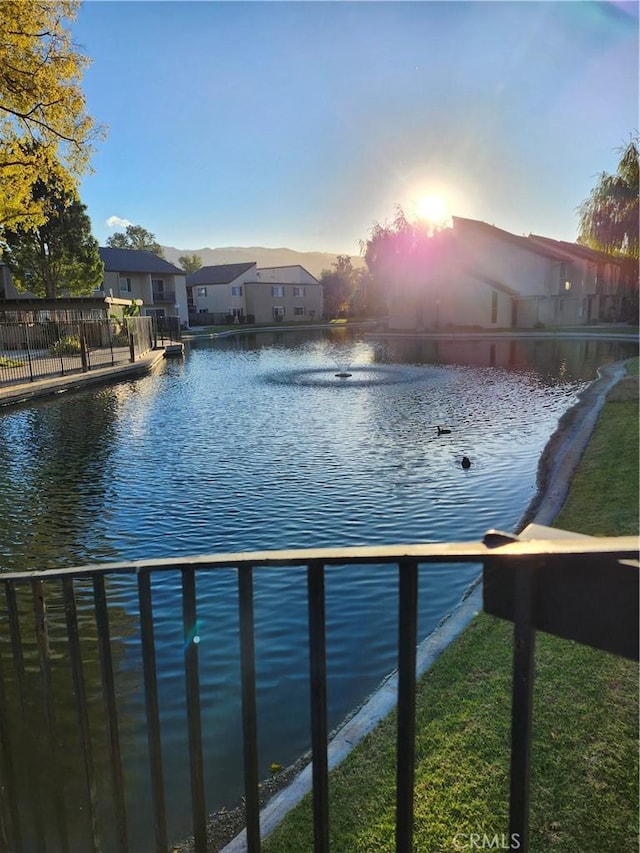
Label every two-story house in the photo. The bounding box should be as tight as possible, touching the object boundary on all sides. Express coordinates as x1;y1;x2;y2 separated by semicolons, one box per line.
246;265;322;323
187;263;323;324
99;248;189;327
187;262;258;322
387;217;625;331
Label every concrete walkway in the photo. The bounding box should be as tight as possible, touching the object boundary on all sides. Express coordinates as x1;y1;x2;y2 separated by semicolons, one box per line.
0;348;166;408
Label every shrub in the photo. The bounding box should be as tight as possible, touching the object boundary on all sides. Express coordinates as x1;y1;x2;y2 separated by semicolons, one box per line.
246;314;255;324
49;335;81;357
0;356;23;369
111;331;130;347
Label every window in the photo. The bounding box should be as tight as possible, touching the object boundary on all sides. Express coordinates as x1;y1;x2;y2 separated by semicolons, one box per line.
491;291;498;324
293;286;305;297
231;285;243;296
197;287;207;297
119;277;132;293
273;306;285;318
294;306;305;316
271;286;284;297
230;307;244;318
151;279;163;290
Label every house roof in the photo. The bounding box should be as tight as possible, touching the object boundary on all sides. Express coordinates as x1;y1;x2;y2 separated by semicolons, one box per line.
187;262;257;286
256;265;320;282
99;247;184;275
452;217;572;262
528;235;620;265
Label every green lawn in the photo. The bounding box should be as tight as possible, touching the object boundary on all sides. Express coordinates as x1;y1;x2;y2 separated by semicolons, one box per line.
264;359;639;853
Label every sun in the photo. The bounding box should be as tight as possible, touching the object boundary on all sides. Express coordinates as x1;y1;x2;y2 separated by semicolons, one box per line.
416;193;447;225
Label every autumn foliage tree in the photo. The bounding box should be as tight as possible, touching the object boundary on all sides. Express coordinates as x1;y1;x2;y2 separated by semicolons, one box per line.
0;1;101;231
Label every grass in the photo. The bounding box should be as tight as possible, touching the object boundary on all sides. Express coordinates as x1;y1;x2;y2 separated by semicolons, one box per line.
264;358;639;853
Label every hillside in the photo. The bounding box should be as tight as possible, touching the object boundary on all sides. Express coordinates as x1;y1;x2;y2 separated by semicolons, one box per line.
161;245;364;278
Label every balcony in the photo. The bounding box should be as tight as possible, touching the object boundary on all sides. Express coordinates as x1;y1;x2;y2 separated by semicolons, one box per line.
152;289;176;304
0;531;636;852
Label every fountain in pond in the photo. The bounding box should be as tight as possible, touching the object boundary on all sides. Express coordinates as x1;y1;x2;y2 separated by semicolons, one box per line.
331;344;354;378
265;339;424;387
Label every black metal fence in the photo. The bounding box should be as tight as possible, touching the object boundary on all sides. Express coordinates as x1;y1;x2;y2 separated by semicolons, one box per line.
0;316;155;386
154;314;182;345
0;534;635;853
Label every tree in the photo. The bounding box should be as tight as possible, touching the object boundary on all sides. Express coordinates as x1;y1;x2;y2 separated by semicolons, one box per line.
0;1;102;231
360;205;445;315
578;137;639;259
179;254;202;274
578;137;639;317
106;224;164;256
320;255;363;317
2;176;103;298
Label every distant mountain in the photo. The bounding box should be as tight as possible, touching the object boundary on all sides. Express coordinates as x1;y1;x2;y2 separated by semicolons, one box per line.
161;245;364;279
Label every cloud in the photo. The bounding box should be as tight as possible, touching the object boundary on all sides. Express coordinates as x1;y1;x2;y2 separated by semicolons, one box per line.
105;215;132;229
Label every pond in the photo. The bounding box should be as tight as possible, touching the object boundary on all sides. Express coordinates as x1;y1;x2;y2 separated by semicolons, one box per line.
0;329;636;851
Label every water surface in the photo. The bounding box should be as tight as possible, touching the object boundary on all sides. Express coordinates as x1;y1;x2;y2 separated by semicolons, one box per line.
0;330;635;851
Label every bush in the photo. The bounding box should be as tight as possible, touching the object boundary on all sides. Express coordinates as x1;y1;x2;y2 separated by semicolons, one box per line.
246;314;255;324
49;335;81;357
225;314;235;325
111;330;129;346
0;356;23;369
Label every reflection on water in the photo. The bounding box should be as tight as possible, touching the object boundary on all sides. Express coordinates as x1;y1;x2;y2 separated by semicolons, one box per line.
0;331;636;850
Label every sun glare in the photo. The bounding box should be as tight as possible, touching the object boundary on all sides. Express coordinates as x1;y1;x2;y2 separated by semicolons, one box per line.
416;193;447;225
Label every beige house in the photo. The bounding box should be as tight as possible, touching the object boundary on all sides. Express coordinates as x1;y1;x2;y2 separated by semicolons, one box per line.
387;217;624;331
246;265;322;323
98;248;189;327
187;263;323;324
187;262;258;321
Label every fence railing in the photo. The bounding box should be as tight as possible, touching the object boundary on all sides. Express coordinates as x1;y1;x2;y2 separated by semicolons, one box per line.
0;534;636;853
0;316;155;386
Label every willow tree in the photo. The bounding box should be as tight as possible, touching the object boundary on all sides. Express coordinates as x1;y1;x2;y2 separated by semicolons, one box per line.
0;1;101;231
578;138;639;315
360;205;445;315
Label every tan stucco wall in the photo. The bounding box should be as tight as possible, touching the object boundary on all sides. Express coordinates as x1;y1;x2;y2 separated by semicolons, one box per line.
245;281;323;323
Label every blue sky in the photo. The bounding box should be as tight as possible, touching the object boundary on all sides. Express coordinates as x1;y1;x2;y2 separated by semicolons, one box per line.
74;1;639;254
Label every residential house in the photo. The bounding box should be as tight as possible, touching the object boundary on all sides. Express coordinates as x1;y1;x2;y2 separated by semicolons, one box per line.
187;262;258;322
527;235;623;322
247;265;322;323
387;217;625;331
187;263;323;324
98;248;189;327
